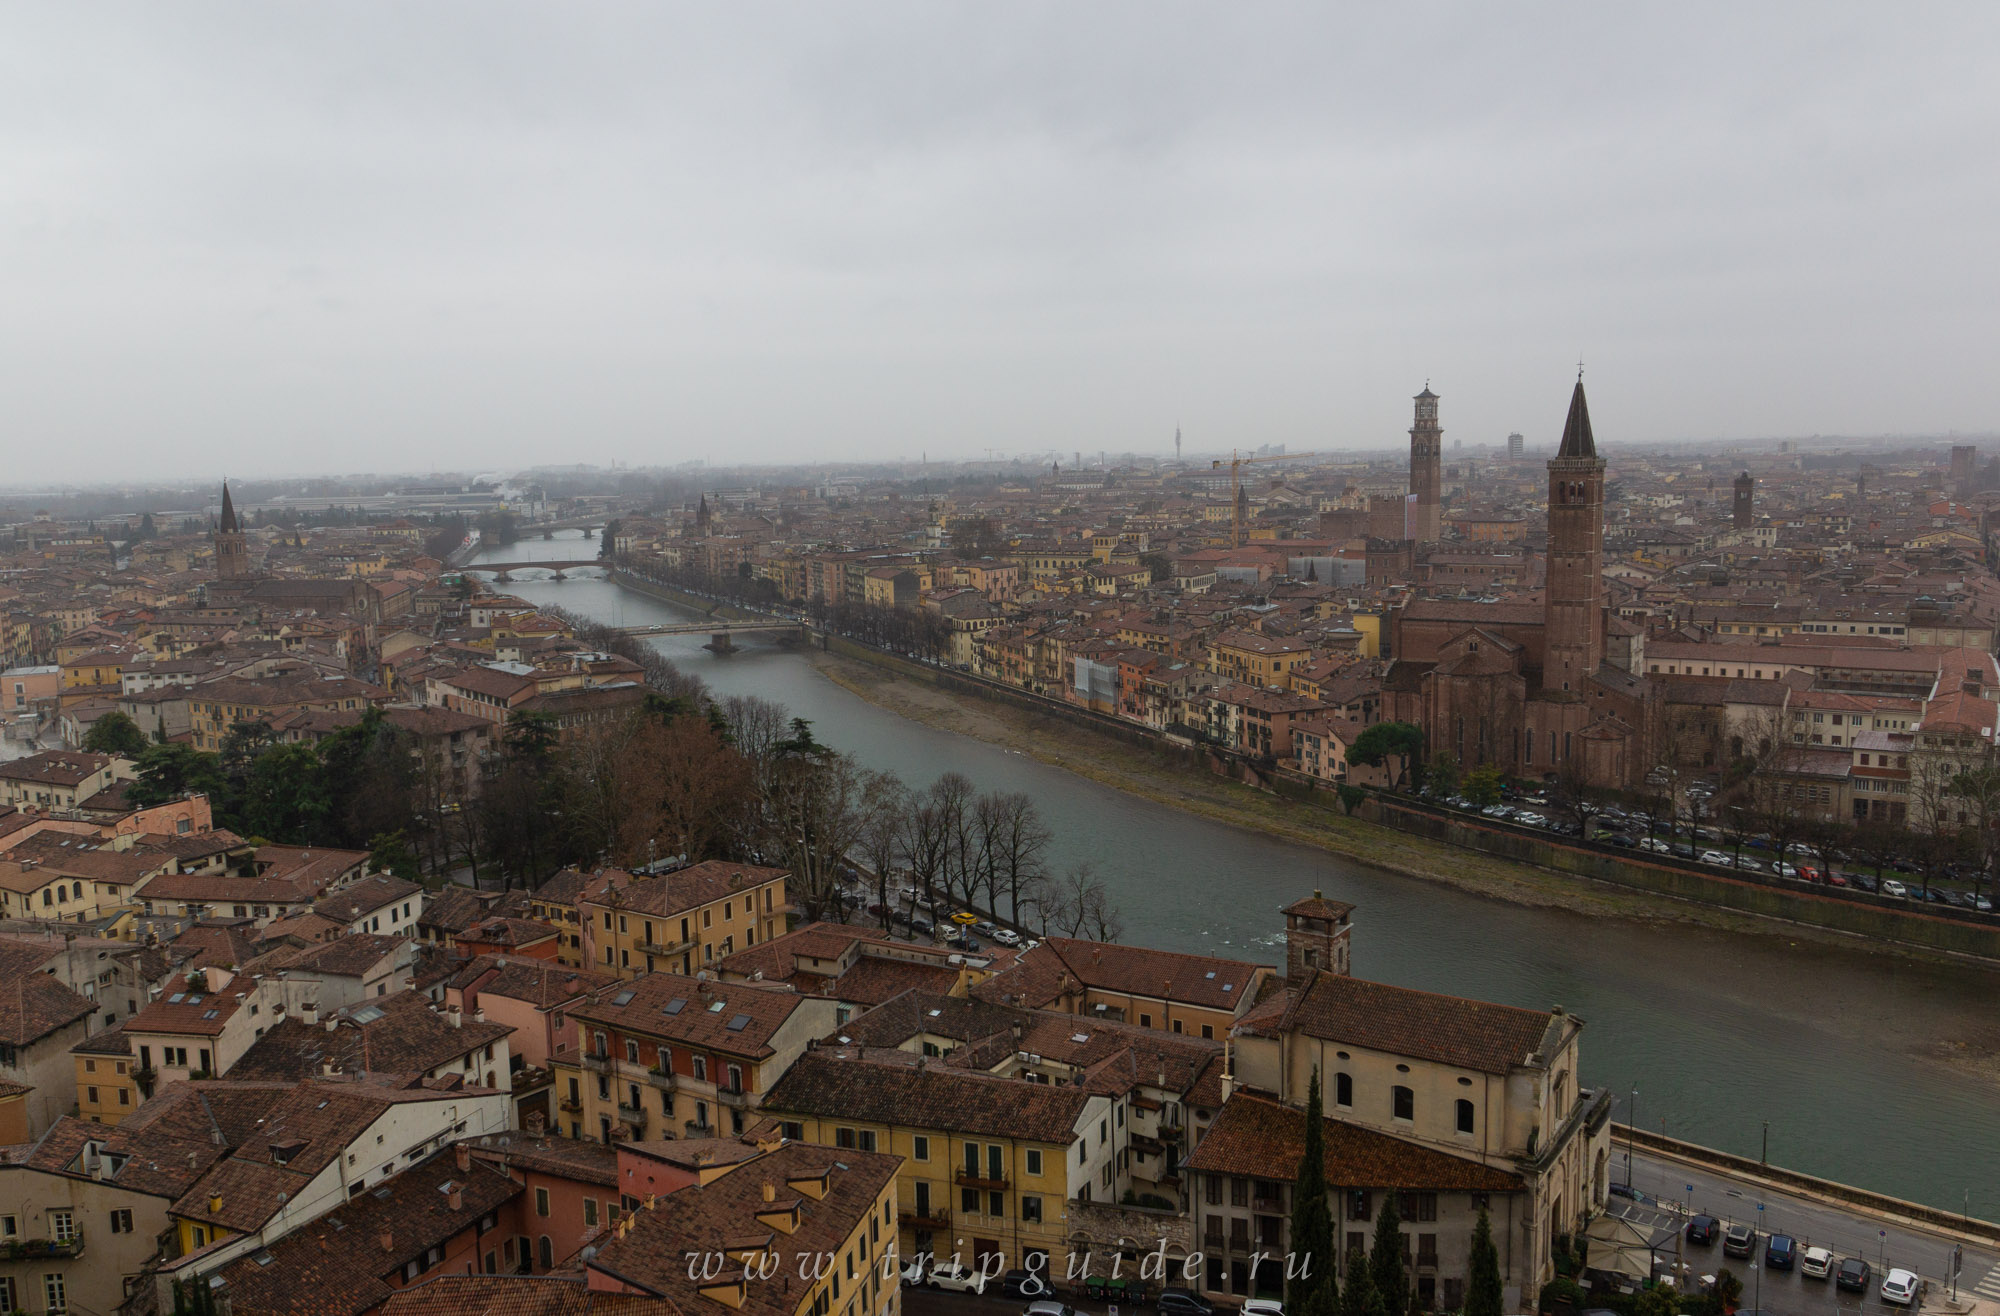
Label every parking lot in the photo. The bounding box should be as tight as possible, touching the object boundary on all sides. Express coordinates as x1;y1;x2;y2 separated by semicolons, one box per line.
1618;1144;1994;1316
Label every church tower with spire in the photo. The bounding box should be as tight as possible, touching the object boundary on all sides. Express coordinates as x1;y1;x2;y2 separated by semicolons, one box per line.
1543;379;1606;689
214;482;250;581
1408;385;1443;543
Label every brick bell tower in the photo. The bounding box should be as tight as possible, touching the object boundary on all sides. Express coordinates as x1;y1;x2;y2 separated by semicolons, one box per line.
1543;377;1606;691
1409;385;1443;543
214;481;250;582
1282;891;1354;978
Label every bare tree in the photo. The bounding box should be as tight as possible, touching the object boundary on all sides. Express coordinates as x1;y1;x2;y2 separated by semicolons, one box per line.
855;771;909;932
980;791;1052;926
1047;861;1124;942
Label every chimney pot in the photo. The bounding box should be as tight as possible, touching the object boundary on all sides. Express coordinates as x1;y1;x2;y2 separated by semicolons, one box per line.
762;1181;775;1203
379;1230;394;1253
448;1187;463;1211
455;1144;471;1171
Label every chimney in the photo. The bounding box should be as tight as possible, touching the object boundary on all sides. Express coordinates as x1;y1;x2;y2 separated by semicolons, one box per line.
455;1144;472;1172
525;1110;546;1136
324;1018;338;1033
208;1194;224;1214
446;1005;463;1029
762;1181;776;1203
379;1230;394;1254
447;1185;463;1211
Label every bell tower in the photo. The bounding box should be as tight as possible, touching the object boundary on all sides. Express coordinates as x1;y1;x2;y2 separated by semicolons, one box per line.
1409;386;1443;543
1544;378;1606;690
1283;891;1354;978
213;482;250;582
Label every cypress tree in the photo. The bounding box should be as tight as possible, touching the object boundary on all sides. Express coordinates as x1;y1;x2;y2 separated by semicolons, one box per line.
1466;1209;1503;1316
1288;1069;1337;1311
1339;1248;1377;1316
1370;1193;1406;1311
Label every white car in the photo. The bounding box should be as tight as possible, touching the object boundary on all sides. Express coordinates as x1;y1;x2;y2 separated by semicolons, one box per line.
1243;1303;1286;1316
1800;1246;1833;1279
901;1259;929;1287
1882;879;1909;899
1700;850;1734;866
1771;862;1799;878
927;1261;992;1295
992;928;1022;946
1881;1268;1920;1306
1637;837;1673;853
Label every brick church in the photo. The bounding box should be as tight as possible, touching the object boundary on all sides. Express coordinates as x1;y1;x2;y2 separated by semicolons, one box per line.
1385;379;1656;788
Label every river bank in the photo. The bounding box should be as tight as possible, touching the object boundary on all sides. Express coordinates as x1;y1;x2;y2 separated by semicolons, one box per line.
799;645;2000;971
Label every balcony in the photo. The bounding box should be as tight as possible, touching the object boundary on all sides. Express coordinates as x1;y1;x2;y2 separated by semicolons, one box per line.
579;1053;616;1073
1;1232;84;1261
558;1096;584;1114
641;936;695;957
715;1084;751;1108
954;1170;1009;1190
899;1208;951;1231
617;1102;647;1126
645;1066;677;1092
685;1120;716;1138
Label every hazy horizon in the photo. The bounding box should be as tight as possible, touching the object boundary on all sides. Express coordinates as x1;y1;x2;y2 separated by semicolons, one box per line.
6;4;1998;481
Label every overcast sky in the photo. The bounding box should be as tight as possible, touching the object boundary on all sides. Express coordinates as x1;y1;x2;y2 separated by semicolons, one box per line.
4;4;1997;483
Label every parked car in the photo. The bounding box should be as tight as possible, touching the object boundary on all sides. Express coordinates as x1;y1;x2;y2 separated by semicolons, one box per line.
1700;850;1734;867
1025;1304;1076;1316
1242;1302;1286;1316
1882;879;1909;898
1514;813;1546;828
1685;1215;1719;1246
1852;873;1880;892
992;928;1022;946
947;932;981;951
902;1259;930;1286
1723;1223;1757;1258
1732;856;1765;872
1004;1270;1050;1299
1881;1268;1920;1306
1158;1291;1216;1316
1771;862;1799;878
928;1261;991;1295
1607;833;1637;848
907;918;935;937
1765;1235;1796;1270
1638;837;1674;853
1974;894;1994;911
1836;1257;1871;1292
1800;1246;1833;1279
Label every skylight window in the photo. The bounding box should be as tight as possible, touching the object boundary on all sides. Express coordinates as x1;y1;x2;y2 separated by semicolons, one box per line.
612;990;635;1007
1071;1033;1090;1044
708;1000;726;1012
168;993;185;1004
926;1009;942;1017
726;1014;752;1032
663;999;686;1015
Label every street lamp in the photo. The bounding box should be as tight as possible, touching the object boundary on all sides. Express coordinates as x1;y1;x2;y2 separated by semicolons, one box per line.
1627;1088;1639;1188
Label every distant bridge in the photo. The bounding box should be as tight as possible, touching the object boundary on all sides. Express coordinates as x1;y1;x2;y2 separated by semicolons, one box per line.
463;560;610;580
612;618;813;652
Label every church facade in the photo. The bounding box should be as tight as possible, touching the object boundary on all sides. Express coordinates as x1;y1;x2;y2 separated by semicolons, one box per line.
1387;381;1656;789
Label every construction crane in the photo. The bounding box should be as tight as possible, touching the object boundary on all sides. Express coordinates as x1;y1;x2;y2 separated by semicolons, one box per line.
1212;450;1316;546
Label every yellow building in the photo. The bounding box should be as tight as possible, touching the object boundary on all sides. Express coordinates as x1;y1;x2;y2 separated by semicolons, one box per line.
765;1048;1123;1276
578;861;790;978
72;1032;140;1125
1208;629;1317;692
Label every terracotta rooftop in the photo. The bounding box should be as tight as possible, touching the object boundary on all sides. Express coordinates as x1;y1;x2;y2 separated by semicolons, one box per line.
1237;969;1561;1076
1183;1090;1523;1192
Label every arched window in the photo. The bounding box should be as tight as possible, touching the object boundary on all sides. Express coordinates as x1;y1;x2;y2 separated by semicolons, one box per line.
1335;1072;1353;1109
538;1235;553;1270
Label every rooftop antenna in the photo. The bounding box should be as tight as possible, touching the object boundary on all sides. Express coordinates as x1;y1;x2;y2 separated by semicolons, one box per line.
1577;357;1585;381
1175;426;1182;463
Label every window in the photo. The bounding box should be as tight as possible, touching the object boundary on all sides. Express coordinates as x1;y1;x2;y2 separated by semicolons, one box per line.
109;1208;133;1234
625;1040;639;1063
538;1235;554;1269
989;1191;1005;1217
962;1187;979;1214
912;1135;930;1161
1456;1099;1475;1135
836;1128;857;1150
1025;1149;1042;1177
49;1211;75;1242
857;1130;878;1153
584;1199;598;1227
988;1144;1004;1182
1022;1195;1043;1223
1231;1177;1248;1208
44;1274;65;1313
1348;1190;1372;1221
1392;1085;1414;1122
1335;1072;1353;1108
535;1188;551;1218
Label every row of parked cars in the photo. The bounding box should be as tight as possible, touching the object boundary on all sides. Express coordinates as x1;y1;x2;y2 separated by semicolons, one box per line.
1687;1215;1919;1305
899;1259;1244;1316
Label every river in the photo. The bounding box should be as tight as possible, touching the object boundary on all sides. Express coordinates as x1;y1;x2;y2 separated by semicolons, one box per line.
467;532;2000;1214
